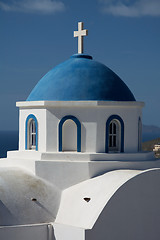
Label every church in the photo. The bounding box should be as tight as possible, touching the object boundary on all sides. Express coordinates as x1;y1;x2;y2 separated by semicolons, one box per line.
0;22;160;240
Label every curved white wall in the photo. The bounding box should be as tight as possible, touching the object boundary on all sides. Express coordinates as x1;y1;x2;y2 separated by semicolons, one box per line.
86;169;160;240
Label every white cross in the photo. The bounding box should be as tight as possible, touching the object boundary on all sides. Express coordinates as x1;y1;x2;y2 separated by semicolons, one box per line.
74;22;88;54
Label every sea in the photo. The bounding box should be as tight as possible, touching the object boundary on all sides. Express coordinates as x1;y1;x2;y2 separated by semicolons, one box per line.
0;129;159;158
0;131;19;158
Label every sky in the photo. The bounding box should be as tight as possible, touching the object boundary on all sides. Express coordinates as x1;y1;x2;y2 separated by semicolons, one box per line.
0;0;160;130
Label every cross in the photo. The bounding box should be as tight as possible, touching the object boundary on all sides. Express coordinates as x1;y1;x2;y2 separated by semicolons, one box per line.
74;22;88;54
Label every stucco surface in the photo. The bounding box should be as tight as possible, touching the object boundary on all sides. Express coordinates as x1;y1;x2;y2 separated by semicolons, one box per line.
56;168;160;231
0;167;160;240
0;167;61;226
17;101;143;153
55;169;142;228
86;168;160;240
0;224;51;240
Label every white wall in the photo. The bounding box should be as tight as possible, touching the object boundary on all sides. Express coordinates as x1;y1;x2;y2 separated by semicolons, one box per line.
0;223;84;240
54;223;84;240
18;101;143;154
35;155;159;190
46;108;59;152
19;108;47;152
45;103;143;153
86;169;160;240
0;224;50;240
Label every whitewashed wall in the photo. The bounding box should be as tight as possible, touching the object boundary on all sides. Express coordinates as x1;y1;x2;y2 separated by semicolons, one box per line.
0;224;49;240
19;108;47;152
86;169;160;240
17;101;144;154
54;223;84;240
46;104;142;153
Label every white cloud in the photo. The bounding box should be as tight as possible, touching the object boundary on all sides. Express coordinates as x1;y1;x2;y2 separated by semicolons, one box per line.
0;0;65;14
99;0;160;17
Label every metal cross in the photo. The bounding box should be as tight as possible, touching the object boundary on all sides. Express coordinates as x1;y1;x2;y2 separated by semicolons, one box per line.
74;22;88;54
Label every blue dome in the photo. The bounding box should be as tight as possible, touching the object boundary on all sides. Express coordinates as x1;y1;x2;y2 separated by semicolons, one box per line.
27;54;136;101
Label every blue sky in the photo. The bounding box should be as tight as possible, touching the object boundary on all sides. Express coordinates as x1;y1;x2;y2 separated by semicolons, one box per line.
0;0;160;130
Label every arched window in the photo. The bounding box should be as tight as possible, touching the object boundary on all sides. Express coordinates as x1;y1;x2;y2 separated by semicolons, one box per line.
28;119;36;150
106;115;124;153
138;117;142;151
62;119;77;151
25;114;38;150
109;120;120;152
59;115;81;152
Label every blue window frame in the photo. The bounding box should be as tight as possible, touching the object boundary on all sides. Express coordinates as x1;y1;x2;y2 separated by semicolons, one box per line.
106;115;124;153
138;117;142;151
59;115;81;152
25;114;38;151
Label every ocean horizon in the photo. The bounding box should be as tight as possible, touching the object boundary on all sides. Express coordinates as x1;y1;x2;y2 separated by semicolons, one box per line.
0;131;19;158
0;129;159;158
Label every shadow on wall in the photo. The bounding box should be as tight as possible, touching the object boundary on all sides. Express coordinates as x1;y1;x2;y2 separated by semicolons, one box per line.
0;131;19;158
0;200;18;226
0;223;56;240
86;169;160;240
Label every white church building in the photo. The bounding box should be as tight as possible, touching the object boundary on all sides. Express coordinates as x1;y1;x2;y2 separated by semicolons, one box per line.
0;22;160;240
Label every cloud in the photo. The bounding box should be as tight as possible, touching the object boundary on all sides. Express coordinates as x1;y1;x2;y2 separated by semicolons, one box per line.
0;0;65;14
99;0;160;17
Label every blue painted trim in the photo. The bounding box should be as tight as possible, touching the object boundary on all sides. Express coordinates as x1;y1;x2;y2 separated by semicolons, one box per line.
138;117;142;151
59;115;81;152
105;115;124;153
25;114;38;151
